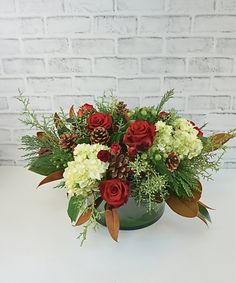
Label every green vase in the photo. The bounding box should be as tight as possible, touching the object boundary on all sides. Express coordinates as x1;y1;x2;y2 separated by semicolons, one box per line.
97;198;165;230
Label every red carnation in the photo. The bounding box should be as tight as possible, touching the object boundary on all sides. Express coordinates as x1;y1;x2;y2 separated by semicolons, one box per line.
123;120;156;151
110;143;121;155
77;103;94;117
87;112;112;130
99;179;130;208
97;150;111;162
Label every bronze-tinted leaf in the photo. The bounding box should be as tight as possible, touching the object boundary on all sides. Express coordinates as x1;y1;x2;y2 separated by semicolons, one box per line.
75;208;92;226
94;197;103;209
105;207;120;242
37;170;64;188
198;202;212;223
166;193;199;218
206;132;235;152
69;105;75;118
198;214;209;226
198;201;214;210
37;131;47;140
193;181;202;201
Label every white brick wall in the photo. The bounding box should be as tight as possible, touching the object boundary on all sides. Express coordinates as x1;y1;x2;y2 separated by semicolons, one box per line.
0;0;236;167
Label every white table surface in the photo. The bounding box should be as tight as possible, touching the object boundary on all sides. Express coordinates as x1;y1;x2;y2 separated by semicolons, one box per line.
0;166;235;283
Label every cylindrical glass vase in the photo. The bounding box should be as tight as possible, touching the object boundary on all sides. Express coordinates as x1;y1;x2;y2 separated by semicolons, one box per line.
97;197;165;230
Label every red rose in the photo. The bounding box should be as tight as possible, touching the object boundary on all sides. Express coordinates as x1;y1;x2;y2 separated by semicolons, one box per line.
110;143;121;155
87;112;112;130
77;103;94;117
127;146;138;156
123;120;156;151
99;179;130;208
97;150;111;162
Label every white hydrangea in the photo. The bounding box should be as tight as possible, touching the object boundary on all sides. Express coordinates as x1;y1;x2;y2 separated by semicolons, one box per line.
155;118;203;159
63;144;109;196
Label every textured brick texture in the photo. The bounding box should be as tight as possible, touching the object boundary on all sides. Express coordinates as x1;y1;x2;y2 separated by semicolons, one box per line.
0;0;236;167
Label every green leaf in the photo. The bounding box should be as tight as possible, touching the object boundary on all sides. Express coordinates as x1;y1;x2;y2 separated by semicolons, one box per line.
29;155;60;176
67;195;85;223
198;202;211;223
198;136;208;146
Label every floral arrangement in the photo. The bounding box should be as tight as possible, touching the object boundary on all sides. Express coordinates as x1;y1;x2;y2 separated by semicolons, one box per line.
18;90;235;244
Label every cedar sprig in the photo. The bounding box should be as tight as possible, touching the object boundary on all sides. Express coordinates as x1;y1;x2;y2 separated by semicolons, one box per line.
17;90;58;141
155;89;174;114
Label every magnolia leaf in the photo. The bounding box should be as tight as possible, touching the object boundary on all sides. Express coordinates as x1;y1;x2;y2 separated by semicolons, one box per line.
105;207;120;242
198;201;214;210
166;193;199;218
193;181;202;201
198;203;212;223
29;155;58;176
37;170;64;188
75;208;92;226
68;195;84;223
197;202;212;226
95;197;103;209
198;214;209;226
205;132;235;152
69;105;76;118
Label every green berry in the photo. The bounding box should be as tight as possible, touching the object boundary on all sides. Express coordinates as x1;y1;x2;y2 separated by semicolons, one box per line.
154;154;162;161
163;153;168;158
127;112;132;117
140;109;147;116
150;147;157;155
141;153;148;160
151;109;157;116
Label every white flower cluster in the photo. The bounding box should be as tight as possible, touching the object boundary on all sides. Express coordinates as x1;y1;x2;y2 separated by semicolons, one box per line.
155;118;203;159
63;144;109;196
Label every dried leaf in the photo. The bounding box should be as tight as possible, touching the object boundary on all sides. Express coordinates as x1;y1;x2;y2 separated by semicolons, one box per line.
37;131;46;140
206;132;235;152
54;113;63;129
75;208;92;226
54;112;69;135
37;170;64;188
166;193;199;218
69;105;75;118
105;207;120;242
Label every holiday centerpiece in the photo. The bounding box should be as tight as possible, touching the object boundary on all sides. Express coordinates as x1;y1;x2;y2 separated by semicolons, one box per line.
18;90;235;244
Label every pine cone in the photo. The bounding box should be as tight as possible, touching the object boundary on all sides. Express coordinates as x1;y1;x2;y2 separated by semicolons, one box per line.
90;127;109;145
166;152;180;172
59;133;78;152
108;153;130;180
116;101;129;115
